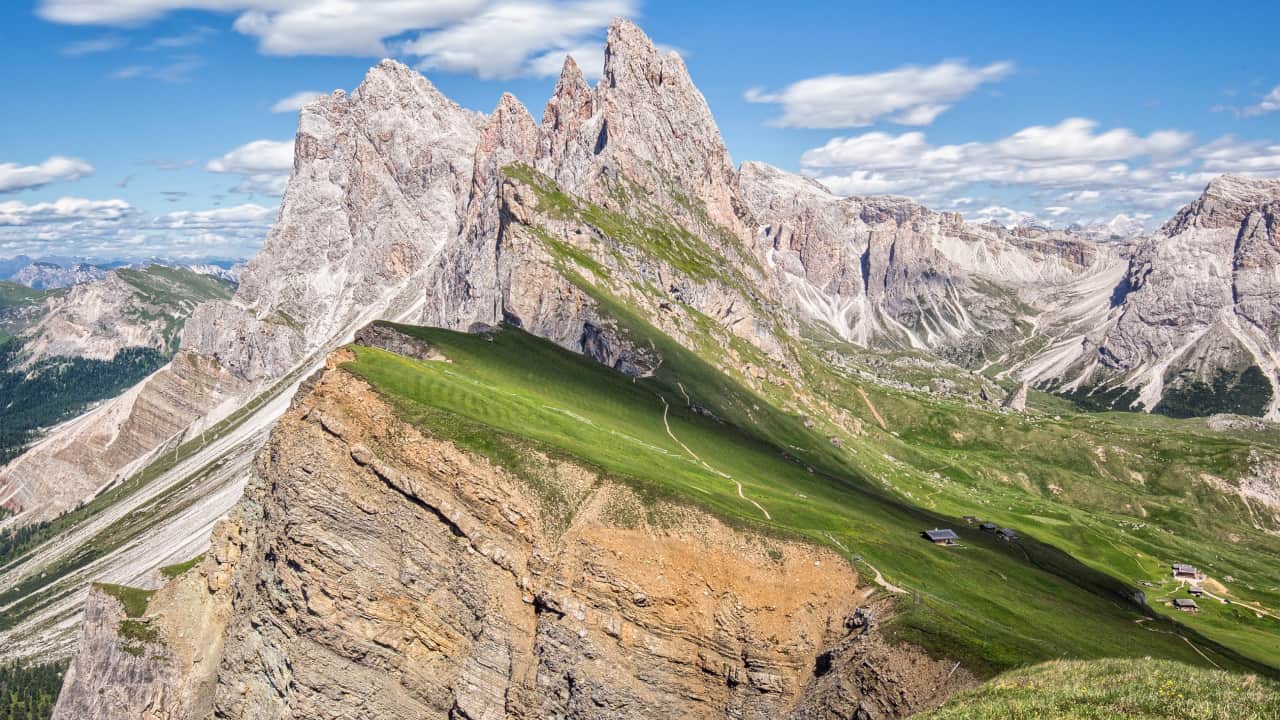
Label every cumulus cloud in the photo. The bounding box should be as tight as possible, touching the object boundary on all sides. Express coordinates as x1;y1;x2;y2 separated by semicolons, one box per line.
401;0;630;79
0;198;275;260
271;90;327;113
40;0;633;78
801;118;1193;199
789;117;1280;227
0;156;95;193
206;139;294;195
0;197;134;226
745;60;1013;128
1240;85;1280;118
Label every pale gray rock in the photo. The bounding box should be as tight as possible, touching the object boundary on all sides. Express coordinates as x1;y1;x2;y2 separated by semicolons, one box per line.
1035;176;1280;417
1002;381;1029;411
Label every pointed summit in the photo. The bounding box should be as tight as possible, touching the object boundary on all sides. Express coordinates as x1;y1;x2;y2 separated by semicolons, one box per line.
602;18;664;89
591;18;743;233
542;55;593;130
478;93;538;160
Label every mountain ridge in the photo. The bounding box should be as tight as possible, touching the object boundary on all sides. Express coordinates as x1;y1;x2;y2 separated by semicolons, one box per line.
2;21;1279;718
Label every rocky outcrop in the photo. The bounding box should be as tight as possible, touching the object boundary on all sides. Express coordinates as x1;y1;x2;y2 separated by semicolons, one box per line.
1026;176;1280;418
173;353;964;719
52;521;245;720
185;60;485;384
1002;381;1029;411
739;161;1111;361
9;261;106;290
16;266;233;366
0;352;249;521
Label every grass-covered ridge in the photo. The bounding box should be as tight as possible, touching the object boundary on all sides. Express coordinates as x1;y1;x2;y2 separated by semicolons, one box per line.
0;281;52;307
342;322;1276;677
920;658;1280;719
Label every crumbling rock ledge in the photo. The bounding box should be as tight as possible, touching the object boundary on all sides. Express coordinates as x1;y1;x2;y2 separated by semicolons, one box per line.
55;351;971;718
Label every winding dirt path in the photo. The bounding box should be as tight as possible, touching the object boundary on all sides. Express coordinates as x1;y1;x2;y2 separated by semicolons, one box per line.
857;387;888;430
1133;617;1222;669
863;560;908;595
657;394;771;521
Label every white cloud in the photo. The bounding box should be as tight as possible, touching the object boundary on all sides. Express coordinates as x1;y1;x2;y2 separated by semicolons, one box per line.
234;1;487;55
40;0;493;55
206;139;294;195
0;197;134;226
155;203;277;228
1060;189;1101;203
0;156;95;193
146;26;216;49
110;56;202;83
801;119;1193;199
40;0;634;78
62;34;127;56
1243;85;1280;117
792;118;1262;227
271;90;327;113
968;205;1038;227
1196;136;1280;173
401;0;630;79
0;198;275;260
745;60;1013;128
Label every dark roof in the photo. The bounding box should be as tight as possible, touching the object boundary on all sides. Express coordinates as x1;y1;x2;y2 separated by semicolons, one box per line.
979;522;998;530
1173;599;1199;609
924;528;959;541
1173;563;1199;574
997;528;1018;538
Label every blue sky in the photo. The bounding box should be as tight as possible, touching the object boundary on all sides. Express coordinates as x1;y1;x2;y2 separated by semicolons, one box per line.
2;0;1278;261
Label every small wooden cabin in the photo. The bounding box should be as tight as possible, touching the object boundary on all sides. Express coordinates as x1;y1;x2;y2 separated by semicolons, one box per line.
923;529;959;546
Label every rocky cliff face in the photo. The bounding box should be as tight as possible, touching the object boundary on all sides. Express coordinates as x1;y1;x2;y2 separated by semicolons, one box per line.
738;161;1114;364
419;19;788;375
184;61;485;384
14;15;1280;684
54;346;967;719
52;518;246;720
1021;175;1280;418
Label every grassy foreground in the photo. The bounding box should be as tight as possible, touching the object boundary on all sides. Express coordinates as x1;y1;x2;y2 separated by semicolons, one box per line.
920;658;1280;719
342;323;1272;677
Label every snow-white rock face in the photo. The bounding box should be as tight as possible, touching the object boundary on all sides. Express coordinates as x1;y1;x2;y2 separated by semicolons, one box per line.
1016;176;1280;418
9;262;106;290
738;161;1114;360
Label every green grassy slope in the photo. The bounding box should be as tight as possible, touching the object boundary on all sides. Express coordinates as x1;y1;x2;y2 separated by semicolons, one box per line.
920;658;1280;719
343;323;1275;677
0;281;52;307
483;164;1280;673
0;266;235;463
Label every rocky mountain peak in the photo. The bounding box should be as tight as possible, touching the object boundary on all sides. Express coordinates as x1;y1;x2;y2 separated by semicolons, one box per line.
1163;174;1280;234
591;18;743;233
350;59;456;112
541;55;593;130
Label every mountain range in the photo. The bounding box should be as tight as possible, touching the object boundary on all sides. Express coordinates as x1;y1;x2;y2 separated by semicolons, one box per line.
1;18;1279;720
